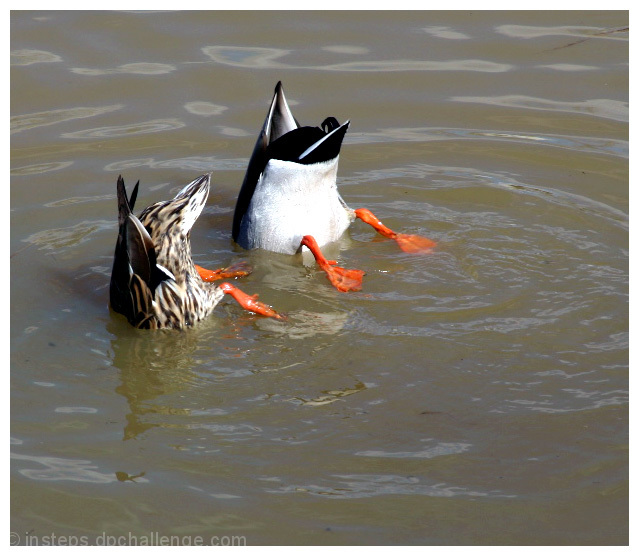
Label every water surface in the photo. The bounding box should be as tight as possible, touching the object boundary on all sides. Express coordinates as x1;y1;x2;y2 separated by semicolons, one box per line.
10;10;628;545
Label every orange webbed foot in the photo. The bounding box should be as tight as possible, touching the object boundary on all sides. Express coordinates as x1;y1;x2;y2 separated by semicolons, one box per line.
218;282;283;319
300;235;364;292
393;233;437;253
322;264;365;292
196;261;252;282
354;208;436;254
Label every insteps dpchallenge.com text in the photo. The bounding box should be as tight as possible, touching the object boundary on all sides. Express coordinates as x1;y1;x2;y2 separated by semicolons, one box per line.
10;531;248;546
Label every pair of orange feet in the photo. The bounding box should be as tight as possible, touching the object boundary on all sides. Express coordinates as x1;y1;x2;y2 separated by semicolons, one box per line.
298;208;436;292
193;261;281;320
194;208;436;318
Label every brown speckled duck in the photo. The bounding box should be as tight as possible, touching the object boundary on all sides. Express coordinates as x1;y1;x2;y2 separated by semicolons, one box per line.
109;173;281;329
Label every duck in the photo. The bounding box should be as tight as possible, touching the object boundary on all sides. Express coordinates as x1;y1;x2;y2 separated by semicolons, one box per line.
109;173;281;329
228;81;436;292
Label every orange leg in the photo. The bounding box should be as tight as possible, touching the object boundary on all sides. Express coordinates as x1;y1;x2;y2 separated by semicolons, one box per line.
218;282;283;319
354;208;436;254
195;261;252;282
300;235;365;292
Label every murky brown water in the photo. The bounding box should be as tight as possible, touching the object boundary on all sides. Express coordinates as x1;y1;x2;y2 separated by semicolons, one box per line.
11;10;628;545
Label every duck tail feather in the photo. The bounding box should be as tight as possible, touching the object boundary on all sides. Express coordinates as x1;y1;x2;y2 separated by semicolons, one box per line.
129;180;139;212
298;120;350;164
267;81;298;143
124;214;155;287
232;129;269;241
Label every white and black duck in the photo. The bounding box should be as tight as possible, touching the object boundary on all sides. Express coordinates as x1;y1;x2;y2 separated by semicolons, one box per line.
230;82;436;292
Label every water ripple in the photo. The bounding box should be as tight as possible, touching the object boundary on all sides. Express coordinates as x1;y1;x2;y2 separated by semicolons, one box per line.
62;118;184;139
184;101;227;116
508;389;628;414
104;156;244;172
321;59;511;72
258;310;348;339
71;62;176;75
444;316;553;334
11;104;123;134
422;26;471;40
202;46;289;68
44;194;113;208
348;126;627;159
321;45;370;54
202;45;511;73
584;332;628;353
345;162;627;230
11;451;117;483
11;161;73;176
450;95;628;123
11;48;62;66
292;380;367;407
495;24;628;41
356;442;472;459
267;473;514;499
536;63;599;72
24;220;113;252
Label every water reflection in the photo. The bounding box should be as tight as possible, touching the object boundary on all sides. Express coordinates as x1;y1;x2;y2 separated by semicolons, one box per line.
258;310;348;340
356;441;472;459
183;101;227;116
201;45;512;73
71;62;176;75
536;63;599;71
62;118;185;139
216;126;251;137
11;48;62;65
44;194;113;208
54;407;98;414
267;473;513;499
451;95;628;122
343;161;627;228
421;26;471;40
108;320;205;440
291;380;367;406
11;451;118;483
508;388;628;414
24;220;113;254
495;24;628;40
11;161;73;176
201;46;289;68
347;126;627;158
321;45;369;54
11;104;123;134
104;155;244;173
320;59;511;72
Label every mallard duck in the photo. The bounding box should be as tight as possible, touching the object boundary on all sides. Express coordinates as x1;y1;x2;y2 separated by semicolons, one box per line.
109;173;281;329
229;81;436;292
